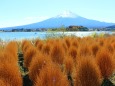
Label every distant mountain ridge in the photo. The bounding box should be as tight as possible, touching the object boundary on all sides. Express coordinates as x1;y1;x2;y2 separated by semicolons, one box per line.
107;25;115;28
0;11;115;30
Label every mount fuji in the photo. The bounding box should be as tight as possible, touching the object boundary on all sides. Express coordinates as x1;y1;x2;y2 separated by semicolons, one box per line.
1;11;115;30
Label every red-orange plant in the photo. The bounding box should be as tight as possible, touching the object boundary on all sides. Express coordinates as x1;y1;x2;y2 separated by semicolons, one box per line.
0;48;18;65
90;43;99;56
42;43;51;55
0;62;22;86
22;40;32;53
62;41;68;53
34;63;70;86
64;56;74;75
71;38;79;48
36;41;44;51
0;79;11;86
64;37;71;48
75;57;102;86
77;43;91;57
68;46;77;61
4;41;18;61
96;48;115;79
34;39;41;47
50;42;65;65
24;46;37;68
29;52;51;82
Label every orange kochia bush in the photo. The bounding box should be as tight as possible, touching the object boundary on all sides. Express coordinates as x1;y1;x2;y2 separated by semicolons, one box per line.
22;40;32;53
0;79;11;86
34;63;70;86
4;41;18;62
50;41;65;65
23;46;37;68
96;48;115;79
0;63;22;86
75;57;102;86
0;36;115;86
29;52;51;82
0;41;22;86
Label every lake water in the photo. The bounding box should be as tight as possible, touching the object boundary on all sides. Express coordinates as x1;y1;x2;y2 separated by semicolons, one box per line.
0;31;113;41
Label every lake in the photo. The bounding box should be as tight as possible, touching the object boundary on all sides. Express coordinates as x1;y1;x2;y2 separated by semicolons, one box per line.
0;31;113;41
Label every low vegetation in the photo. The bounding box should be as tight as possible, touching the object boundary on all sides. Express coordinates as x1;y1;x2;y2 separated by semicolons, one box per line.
0;35;115;86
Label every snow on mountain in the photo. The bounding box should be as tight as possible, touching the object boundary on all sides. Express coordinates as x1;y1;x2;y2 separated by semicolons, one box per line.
55;11;78;18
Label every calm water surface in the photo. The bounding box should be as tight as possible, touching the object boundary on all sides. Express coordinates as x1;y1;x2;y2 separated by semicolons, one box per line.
0;31;112;41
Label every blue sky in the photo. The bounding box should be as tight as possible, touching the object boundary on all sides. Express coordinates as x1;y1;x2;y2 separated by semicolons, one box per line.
0;0;115;28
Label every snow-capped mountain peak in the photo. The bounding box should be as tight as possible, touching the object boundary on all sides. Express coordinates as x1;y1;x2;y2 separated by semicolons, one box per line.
55;11;78;18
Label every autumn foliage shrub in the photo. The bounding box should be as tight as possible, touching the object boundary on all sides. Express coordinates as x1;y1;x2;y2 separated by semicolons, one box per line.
34;63;70;86
71;40;79;48
4;41;18;61
75;57;102;86
36;41;44;51
64;37;71;48
77;43;91;57
22;40;32;53
42;43;51;55
24;46;37;68
0;41;19;65
96;48;115;79
64;56;74;86
64;56;74;75
62;41;68;52
68;46;77;61
0;62;22;86
105;42;114;54
50;41;65;65
29;52;51;82
90;43;99;56
34;39;42;47
0;41;22;86
1;36;115;86
0;51;17;64
22;36;115;86
0;79;11;86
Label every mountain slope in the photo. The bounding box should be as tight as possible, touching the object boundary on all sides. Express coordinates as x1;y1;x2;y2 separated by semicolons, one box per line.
18;17;114;28
1;11;115;30
107;25;115;28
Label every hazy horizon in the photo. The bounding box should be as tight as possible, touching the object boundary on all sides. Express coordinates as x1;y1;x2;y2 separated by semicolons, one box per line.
0;0;115;28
